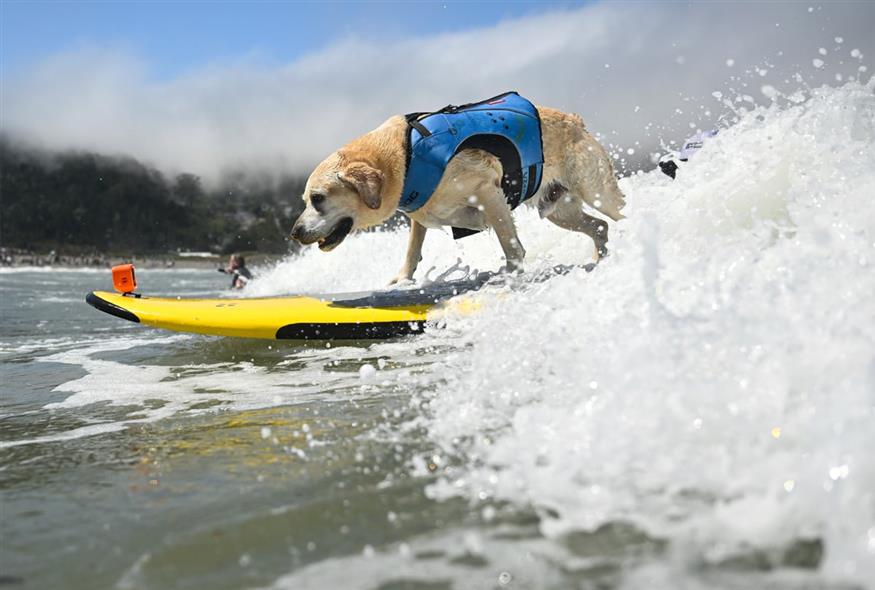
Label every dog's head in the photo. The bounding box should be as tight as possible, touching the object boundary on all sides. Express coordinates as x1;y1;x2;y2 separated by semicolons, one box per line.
290;155;385;252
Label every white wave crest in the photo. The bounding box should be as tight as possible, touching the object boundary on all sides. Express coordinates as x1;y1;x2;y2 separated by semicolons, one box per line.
416;81;875;586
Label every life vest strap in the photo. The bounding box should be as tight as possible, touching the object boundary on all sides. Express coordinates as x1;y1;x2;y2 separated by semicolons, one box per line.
405;113;432;138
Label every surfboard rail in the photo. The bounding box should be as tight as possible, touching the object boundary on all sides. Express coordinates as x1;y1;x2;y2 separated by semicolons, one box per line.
85;290;444;340
85;264;583;341
83;271;495;341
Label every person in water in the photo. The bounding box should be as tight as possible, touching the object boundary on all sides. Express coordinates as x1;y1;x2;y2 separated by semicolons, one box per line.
658;129;719;179
219;254;253;289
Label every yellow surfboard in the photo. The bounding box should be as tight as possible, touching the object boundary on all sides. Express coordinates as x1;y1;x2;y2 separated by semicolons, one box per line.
85;275;491;340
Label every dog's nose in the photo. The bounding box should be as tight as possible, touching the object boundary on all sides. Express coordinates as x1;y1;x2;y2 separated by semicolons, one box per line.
290;224;303;242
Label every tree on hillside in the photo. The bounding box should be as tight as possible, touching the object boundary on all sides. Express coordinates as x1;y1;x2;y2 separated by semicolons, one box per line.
0;138;307;255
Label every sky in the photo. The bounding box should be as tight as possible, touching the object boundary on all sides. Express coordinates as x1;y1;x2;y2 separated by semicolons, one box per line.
2;1;873;181
1;1;576;80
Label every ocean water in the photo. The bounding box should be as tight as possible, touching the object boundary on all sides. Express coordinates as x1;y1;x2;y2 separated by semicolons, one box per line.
2;80;874;590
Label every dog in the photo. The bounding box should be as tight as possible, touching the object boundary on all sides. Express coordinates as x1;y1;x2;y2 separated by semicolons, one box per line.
290;93;625;283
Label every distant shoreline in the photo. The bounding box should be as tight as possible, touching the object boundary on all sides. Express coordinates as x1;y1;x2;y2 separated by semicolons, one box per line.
0;249;287;270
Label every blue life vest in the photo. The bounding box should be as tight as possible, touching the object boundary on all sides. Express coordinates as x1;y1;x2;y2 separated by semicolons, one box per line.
399;92;544;233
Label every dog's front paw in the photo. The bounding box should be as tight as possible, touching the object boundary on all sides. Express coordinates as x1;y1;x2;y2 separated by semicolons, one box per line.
499;262;524;275
388;274;415;286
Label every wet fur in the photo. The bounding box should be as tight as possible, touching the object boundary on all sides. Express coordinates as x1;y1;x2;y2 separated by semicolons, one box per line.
290;104;626;281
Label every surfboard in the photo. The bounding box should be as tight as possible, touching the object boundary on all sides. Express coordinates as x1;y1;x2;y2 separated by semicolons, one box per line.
85;272;496;340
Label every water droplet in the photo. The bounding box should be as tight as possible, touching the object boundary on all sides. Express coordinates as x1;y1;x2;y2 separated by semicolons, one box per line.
828;464;849;480
482;505;496;521
359;364;377;380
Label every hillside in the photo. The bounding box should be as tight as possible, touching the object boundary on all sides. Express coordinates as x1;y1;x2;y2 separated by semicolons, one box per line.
0;138;307;255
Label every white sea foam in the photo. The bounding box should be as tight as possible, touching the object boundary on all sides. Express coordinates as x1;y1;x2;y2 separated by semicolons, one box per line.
245;208;597;296
2;335;426;448
0;421;132;449
261;526;566;590
412;80;875;587
0;267;107;274
36;296;80;303
43;337;359;411
0;335;111;355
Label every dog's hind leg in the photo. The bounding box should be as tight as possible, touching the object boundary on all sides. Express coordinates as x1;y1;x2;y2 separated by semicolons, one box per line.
546;193;610;262
478;184;526;270
565;134;626;221
537;180;568;220
389;220;427;284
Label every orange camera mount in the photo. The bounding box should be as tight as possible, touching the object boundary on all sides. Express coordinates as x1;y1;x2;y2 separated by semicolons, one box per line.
111;264;139;296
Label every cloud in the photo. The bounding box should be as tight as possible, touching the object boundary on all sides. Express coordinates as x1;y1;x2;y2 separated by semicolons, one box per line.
2;1;872;181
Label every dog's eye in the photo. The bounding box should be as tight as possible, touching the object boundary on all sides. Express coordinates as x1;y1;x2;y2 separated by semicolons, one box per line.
310;193;325;206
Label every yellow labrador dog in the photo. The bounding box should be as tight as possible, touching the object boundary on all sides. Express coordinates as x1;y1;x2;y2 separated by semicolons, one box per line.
290;95;625;283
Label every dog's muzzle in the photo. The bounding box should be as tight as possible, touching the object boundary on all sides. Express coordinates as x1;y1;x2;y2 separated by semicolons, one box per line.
290;217;353;252
317;217;353;251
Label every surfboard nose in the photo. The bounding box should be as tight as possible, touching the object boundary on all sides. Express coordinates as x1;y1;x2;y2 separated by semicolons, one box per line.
85;291;140;323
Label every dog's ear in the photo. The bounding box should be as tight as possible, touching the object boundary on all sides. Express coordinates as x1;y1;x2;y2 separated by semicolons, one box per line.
338;163;383;210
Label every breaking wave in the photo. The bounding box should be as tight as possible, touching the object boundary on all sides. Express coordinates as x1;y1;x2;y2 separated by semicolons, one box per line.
409;80;875;587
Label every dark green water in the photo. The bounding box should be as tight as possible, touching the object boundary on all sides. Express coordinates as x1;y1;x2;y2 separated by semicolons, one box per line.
0;269;592;590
